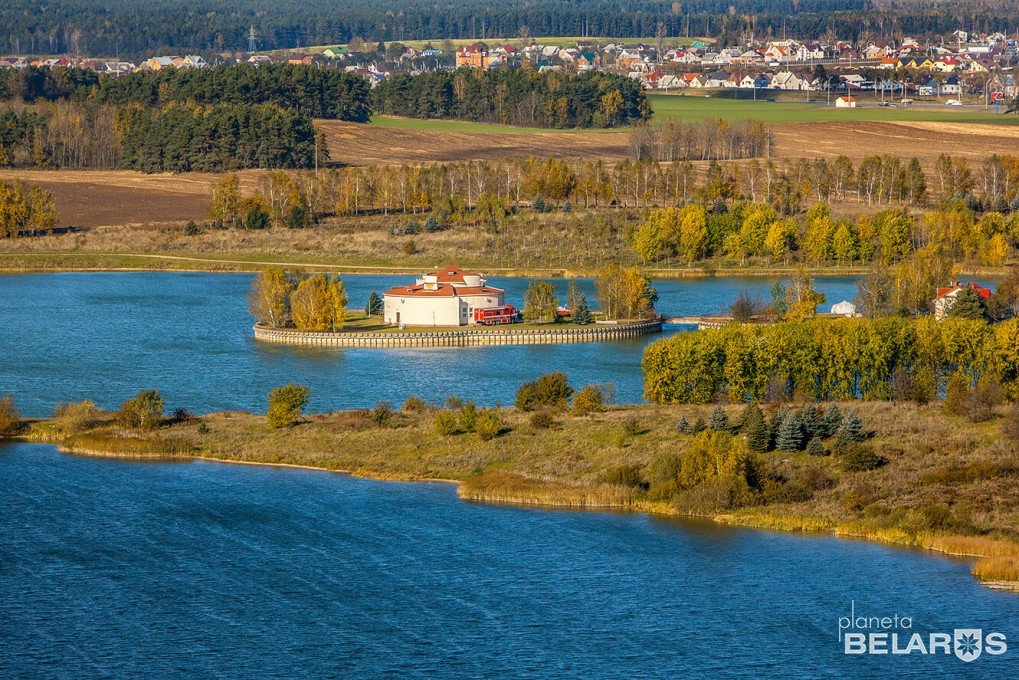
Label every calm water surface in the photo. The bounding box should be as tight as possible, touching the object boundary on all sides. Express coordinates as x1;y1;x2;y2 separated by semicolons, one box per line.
0;443;1016;678
0;272;861;417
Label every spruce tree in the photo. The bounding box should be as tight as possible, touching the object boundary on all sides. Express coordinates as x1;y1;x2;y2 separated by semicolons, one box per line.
745;411;771;453
676;416;691;434
737;403;763;432
806;437;827;457
799;405;823;440
769;406;789;442
709;405;732;432
365;290;384;316
572;295;593;325
692;417;707;433
946;287;986;320
839;411;865;442
821;404;843;439
775;413;804;451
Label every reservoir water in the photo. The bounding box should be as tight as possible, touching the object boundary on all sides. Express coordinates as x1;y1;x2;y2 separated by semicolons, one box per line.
0;271;861;417
1;443;1016;677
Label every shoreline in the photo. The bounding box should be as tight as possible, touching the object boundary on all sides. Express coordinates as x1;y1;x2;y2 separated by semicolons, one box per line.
53;440;1019;593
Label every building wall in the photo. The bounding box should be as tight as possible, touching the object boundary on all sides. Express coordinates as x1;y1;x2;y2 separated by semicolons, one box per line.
383;290;505;327
384;295;463;326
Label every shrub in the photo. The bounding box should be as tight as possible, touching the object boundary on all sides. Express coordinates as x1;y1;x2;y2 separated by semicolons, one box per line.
371;402;394;428
402;396;427;413
966;375;1003;423
117;389;164;429
402;240;418;255
475;411;504;441
840;444;887;472
647;451;682;486
52;400;100;434
1004;405;1019;441
169;408;198;424
943;371;969;416
515;372;573;411
0;395;21;437
621;415;643;437
267;384;310;429
598;464;647;489
434;410;463;436
530;411;556;429
573;385;605;414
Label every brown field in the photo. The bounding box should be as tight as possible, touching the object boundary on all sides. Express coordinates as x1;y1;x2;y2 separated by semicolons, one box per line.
2;119;1017;230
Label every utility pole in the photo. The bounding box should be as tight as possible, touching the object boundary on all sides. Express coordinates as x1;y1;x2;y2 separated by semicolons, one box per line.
248;26;257;53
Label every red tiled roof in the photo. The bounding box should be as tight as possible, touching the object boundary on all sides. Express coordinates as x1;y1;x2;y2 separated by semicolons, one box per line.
383;284;503;298
428;265;478;283
936;282;992;300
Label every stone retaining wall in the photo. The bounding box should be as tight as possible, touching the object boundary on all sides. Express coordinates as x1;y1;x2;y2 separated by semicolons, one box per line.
253;320;662;348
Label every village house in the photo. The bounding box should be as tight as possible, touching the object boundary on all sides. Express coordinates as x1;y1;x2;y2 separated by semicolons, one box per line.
383;267;506;327
934;281;992;320
455;43;490;69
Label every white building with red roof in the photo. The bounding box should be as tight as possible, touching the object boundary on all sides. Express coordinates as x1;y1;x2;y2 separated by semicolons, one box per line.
383;266;505;327
933;281;992;320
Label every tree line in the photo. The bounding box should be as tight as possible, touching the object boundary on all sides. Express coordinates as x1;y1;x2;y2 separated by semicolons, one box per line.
0;101;319;172
373;68;650;129
629;120;772;162
0;65;372;123
632;200;1019;267
0;179;58;237
642;316;1019;405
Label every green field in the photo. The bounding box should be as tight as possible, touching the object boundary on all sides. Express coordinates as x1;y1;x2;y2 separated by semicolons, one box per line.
366;93;1018;134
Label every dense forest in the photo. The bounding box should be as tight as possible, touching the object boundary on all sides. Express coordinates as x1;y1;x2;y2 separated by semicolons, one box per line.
372;69;649;128
0;102;319;172
1;1;1016;57
0;65;371;122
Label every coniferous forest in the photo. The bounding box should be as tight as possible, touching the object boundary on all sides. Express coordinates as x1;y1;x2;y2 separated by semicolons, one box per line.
372;69;649;128
1;1;1017;57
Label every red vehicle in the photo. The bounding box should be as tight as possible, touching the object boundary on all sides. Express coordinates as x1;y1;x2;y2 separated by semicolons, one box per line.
473;304;518;325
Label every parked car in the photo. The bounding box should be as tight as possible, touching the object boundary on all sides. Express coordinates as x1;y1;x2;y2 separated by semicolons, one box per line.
945;99;963;106
877;101;892;107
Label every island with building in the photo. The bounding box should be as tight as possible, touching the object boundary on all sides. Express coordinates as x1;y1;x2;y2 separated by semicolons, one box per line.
251;265;662;348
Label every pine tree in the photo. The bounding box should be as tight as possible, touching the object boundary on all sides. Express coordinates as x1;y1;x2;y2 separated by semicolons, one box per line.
365;290;384;316
768;406;789;442
572;295;593;325
799;405;823;440
745;410;771;453
676;416;691;434
709;406;732;432
821;404;843;439
775;413;804;451
946;287;986;320
737;403;763;432
806;437;827;457
839;411;865;442
692;417;707;433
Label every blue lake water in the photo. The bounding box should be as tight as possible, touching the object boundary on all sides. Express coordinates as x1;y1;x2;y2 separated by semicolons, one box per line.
0;271;862;417
0;443;1016;678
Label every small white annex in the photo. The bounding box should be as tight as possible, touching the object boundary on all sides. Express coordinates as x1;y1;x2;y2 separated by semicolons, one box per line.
830;300;858;317
383;266;505;327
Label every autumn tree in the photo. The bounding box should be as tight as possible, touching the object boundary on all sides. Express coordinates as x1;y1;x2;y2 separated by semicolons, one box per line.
523;281;559;323
206;174;240;226
248;267;292;328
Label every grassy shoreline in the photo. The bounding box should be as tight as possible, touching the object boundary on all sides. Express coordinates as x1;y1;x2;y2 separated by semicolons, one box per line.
0;251;1009;279
15;400;1019;592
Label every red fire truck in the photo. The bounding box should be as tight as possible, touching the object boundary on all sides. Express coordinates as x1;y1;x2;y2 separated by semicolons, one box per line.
473;304;518;325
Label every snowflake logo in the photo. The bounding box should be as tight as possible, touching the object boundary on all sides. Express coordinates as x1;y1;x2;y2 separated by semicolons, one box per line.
958;634;979;656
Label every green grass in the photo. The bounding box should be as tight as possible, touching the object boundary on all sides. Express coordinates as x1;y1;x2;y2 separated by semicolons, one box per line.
649;94;1019;125
366;93;1018;133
